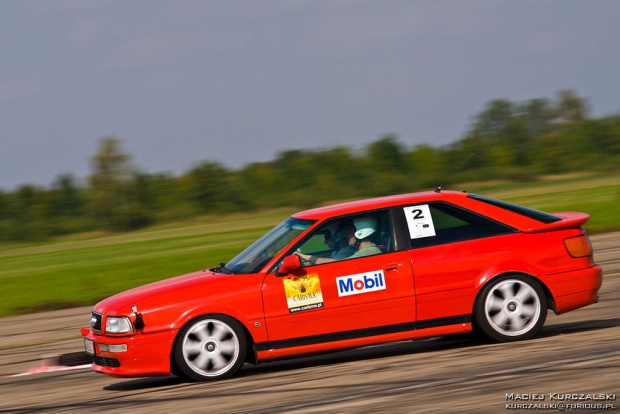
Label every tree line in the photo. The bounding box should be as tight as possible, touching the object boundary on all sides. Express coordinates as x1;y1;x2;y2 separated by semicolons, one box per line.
1;90;619;241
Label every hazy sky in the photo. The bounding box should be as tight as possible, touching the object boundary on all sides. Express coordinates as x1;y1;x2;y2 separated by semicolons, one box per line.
2;0;619;190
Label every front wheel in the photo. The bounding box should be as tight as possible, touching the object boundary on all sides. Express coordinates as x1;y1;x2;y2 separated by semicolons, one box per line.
474;275;547;342
174;315;247;381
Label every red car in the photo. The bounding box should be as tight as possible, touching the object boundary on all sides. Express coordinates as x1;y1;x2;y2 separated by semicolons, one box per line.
82;191;602;381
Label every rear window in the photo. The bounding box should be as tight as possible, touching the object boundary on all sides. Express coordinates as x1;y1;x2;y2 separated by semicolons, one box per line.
404;202;515;249
467;194;562;224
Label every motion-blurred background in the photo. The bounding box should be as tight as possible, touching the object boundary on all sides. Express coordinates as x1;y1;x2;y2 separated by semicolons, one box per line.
1;1;619;317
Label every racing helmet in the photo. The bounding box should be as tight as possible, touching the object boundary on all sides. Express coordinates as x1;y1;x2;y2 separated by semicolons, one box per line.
353;216;377;240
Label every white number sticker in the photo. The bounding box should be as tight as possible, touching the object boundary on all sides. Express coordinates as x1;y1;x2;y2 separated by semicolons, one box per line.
403;205;436;239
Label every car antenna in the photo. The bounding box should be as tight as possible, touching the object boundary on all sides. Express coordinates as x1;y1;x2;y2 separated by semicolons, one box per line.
435;153;474;193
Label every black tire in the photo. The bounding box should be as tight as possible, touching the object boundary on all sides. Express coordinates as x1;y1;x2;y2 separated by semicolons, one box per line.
474;274;547;342
173;315;247;381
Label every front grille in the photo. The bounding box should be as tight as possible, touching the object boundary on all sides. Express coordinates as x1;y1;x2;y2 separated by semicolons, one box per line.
91;312;103;332
93;356;121;368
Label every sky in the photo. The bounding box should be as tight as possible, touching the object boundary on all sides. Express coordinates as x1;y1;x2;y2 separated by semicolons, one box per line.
1;0;620;190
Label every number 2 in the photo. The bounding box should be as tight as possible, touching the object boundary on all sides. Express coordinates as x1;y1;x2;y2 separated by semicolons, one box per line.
411;209;424;219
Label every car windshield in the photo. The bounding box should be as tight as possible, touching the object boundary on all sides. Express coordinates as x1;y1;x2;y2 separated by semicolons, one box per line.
224;217;316;274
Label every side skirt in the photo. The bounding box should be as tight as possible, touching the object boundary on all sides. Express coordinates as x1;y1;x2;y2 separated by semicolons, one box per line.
255;315;471;361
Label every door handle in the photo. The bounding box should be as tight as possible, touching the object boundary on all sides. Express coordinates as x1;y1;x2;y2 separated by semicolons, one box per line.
384;263;402;272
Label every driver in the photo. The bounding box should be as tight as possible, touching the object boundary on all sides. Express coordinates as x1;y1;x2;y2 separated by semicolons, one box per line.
326;221;357;260
296;217;379;265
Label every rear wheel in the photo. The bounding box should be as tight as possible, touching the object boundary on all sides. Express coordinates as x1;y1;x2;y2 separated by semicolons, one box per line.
475;275;547;342
174;315;247;381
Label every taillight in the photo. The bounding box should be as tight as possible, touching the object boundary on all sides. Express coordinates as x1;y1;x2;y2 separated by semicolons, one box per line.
563;235;593;258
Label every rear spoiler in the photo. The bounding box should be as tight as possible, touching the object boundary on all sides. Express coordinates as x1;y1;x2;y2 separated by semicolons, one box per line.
522;212;590;234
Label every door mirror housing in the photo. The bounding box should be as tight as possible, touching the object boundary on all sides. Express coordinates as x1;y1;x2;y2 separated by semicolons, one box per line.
279;255;301;275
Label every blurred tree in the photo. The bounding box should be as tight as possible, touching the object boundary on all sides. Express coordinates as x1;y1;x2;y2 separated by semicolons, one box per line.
0;190;7;220
134;172;189;220
8;184;50;240
407;144;444;189
238;162;279;207
315;146;365;199
44;174;91;236
364;135;411;195
366;134;407;172
581;117;620;157
130;172;156;207
534;133;572;174
503;116;532;166
274;150;317;190
449;134;490;171
473;99;514;140
488;145;513;170
521;98;553;138
468;98;535;171
272;150;321;207
186;161;239;212
555;90;589;122
608;115;620;154
49;174;82;217
0;190;9;240
88;137;143;231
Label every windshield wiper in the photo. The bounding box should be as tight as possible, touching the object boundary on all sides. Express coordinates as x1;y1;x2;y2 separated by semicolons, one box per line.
212;262;234;274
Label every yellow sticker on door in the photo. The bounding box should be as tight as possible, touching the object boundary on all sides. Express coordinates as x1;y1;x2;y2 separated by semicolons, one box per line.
283;273;324;313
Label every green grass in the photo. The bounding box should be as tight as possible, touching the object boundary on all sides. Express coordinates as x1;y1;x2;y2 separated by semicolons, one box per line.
0;210;292;317
0;173;618;317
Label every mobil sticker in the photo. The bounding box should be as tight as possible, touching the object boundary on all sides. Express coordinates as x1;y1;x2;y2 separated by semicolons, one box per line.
336;270;386;297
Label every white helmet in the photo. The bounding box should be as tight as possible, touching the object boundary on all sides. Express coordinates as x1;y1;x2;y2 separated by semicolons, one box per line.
353;216;377;240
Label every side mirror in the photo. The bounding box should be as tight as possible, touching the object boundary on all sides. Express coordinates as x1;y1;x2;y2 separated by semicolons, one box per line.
279;255;301;275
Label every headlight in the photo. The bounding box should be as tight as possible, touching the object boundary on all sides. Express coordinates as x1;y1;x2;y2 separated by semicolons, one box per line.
105;316;133;334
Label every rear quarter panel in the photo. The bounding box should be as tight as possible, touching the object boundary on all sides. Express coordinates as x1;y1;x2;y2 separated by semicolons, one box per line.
408;228;593;321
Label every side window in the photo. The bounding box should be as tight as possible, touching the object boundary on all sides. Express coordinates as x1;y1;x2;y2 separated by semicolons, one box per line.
294;211;394;266
404;203;514;248
297;231;332;255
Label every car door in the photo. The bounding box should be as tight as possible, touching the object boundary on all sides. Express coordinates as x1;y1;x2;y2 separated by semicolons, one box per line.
261;210;416;344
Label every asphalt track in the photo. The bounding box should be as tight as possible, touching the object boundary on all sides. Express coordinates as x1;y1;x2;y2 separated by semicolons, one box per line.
1;232;619;413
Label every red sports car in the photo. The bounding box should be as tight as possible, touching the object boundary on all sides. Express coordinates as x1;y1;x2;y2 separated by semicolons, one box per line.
82;191;602;381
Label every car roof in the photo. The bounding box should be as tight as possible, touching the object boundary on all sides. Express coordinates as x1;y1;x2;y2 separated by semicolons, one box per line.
292;190;468;220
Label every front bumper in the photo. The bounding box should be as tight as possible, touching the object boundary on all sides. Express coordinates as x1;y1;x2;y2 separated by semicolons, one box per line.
544;265;602;315
81;328;178;377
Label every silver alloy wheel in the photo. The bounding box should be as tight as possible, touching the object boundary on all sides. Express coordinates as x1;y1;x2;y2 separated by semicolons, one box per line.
181;319;240;377
484;279;541;337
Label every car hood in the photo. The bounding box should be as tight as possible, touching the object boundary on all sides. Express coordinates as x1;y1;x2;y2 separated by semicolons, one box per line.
94;269;223;316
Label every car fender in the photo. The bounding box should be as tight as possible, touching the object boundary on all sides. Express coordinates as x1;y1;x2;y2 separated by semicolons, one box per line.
475;260;544;292
170;300;268;345
472;260;556;316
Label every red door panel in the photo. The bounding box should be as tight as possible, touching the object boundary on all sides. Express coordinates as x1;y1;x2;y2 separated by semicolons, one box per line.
262;251;416;342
